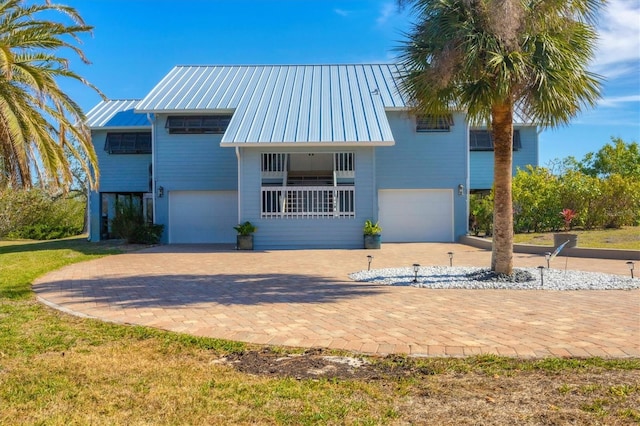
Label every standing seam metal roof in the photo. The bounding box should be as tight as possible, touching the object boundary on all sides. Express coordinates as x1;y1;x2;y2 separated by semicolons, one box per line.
85;99;150;129
136;64;407;144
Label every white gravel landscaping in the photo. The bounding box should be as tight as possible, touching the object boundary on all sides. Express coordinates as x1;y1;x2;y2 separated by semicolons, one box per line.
349;266;640;291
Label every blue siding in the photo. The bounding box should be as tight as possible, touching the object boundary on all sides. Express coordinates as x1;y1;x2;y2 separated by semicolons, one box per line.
376;111;469;240
152;114;239;242
92;131;152;192
470;126;538;190
238;146;375;249
88;130;152;241
88;191;101;242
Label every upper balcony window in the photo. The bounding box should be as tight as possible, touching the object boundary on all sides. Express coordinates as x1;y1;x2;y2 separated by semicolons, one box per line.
165;115;232;134
104;132;151;154
470;130;522;151
416;115;453;132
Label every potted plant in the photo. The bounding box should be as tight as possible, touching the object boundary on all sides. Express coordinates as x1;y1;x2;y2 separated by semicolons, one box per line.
554;208;578;248
234;221;256;250
363;219;382;249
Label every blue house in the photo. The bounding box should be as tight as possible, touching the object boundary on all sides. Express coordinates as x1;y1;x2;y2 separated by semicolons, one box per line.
86;64;538;248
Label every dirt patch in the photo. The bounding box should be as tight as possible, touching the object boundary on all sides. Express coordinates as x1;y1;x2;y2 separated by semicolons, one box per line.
221;348;640;424
219;347;432;380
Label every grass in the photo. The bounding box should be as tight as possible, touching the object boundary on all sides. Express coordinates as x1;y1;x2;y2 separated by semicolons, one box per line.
1;236;639;424
512;226;640;250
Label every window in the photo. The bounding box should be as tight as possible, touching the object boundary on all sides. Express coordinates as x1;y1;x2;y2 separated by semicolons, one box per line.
469;130;522;151
100;192;152;239
416;115;453;132
260;152;356;218
165;115;232;134
104;132;151;154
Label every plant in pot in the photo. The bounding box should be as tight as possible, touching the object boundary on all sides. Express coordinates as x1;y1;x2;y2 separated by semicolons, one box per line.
554;208;578;248
234;221;256;250
363;219;382;249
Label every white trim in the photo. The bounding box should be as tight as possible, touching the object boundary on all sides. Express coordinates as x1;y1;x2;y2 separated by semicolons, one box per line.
220;141;395;148
135;108;236;114
89;126;150;131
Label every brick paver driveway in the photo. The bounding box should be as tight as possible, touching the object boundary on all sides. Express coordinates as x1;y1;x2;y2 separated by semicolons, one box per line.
34;243;639;358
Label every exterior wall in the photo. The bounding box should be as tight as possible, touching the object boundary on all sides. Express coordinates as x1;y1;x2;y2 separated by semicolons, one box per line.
376;111;470;240
238;146;376;249
88;130;152;241
152;114;239;243
470;126;538;190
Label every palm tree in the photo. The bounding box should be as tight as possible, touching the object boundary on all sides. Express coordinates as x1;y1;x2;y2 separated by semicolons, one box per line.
397;0;602;274
0;0;101;191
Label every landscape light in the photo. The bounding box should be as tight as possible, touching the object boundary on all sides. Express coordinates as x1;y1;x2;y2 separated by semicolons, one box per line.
447;252;454;267
544;252;551;269
367;255;373;271
412;263;420;283
537;266;545;287
627;261;635;279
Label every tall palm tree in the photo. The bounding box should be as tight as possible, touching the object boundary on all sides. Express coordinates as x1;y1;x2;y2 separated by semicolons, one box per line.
397;0;602;274
0;0;101;191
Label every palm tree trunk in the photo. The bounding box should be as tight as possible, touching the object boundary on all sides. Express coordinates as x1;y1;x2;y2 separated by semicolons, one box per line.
491;101;514;274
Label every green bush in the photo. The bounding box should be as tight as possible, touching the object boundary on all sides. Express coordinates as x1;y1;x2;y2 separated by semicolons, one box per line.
110;201;163;244
469;193;493;236
0;189;85;240
471;165;640;235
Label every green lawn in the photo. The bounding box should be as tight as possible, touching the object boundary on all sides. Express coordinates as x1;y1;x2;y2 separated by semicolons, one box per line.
513;226;640;250
1;237;639;424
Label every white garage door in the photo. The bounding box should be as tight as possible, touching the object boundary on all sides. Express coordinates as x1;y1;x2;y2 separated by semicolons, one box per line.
378;189;454;242
169;191;238;243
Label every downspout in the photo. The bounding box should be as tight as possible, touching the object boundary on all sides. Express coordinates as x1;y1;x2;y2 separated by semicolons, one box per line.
147;113;156;222
464;117;470;239
236;146;241;223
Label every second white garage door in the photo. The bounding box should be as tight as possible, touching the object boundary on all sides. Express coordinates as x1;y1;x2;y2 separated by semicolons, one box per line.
378;189;454;242
169;191;238;244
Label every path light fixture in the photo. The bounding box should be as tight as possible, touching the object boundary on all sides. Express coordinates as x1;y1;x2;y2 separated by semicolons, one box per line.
627;261;635;279
537;266;545;287
544;252;551;269
367;255;373;271
412;263;420;283
447;251;454;267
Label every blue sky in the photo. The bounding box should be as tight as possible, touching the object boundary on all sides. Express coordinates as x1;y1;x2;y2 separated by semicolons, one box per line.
61;0;639;165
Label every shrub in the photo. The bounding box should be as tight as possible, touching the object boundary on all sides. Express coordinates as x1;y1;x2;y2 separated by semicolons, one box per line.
0;189;85;240
110;201;163;244
469;193;493;236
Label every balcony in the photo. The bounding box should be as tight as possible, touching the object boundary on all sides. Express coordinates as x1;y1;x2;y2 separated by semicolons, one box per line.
261;186;355;218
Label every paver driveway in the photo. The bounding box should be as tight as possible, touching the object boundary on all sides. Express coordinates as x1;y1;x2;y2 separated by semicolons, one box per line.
34;243;639;358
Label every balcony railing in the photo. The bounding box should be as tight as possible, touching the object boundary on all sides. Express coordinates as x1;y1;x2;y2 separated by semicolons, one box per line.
261;186;355;218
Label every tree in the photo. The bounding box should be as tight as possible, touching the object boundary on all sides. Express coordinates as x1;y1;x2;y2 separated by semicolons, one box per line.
397;0;602;274
579;137;640;178
0;0;102;191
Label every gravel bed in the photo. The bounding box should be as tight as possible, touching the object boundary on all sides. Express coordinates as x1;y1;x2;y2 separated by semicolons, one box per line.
348;266;640;290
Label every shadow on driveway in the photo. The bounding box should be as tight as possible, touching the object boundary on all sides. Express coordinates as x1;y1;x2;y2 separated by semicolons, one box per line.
35;272;386;309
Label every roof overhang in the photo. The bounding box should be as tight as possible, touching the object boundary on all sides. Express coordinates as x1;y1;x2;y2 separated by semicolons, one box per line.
220;140;395;148
90;126;150;131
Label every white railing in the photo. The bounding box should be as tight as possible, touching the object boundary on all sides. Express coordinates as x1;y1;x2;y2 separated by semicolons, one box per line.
261;186;355;218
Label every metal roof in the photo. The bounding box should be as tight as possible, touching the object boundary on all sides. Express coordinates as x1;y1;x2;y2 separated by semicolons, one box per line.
136;64;407;145
85;99;150;129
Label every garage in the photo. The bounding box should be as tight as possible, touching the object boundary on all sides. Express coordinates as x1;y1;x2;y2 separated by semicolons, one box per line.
168;191;238;243
378;189;454;242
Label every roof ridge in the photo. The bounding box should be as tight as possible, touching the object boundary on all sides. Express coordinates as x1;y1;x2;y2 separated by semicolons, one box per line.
172;63;398;68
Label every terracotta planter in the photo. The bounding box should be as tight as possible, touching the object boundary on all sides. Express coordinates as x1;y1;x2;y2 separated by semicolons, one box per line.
553;233;577;249
364;234;381;249
236;235;254;250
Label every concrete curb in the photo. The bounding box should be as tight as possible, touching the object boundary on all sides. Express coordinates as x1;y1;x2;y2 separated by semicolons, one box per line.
459;235;640;261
